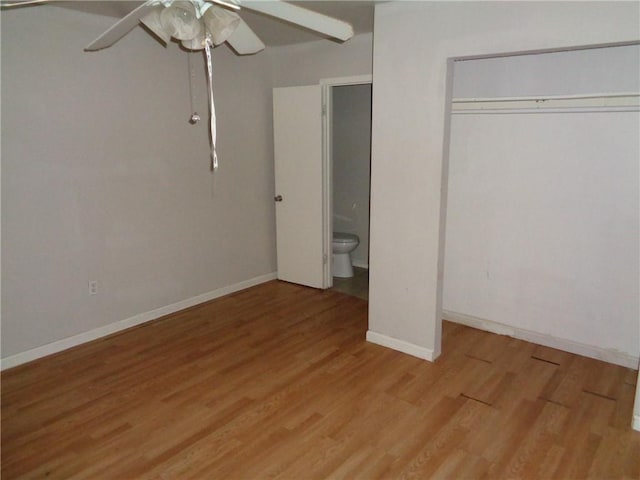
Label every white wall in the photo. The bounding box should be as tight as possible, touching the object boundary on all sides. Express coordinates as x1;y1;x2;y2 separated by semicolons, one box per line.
268;33;373;88
332;84;371;268
369;1;640;361
445;112;639;361
443;46;640;365
1;7;373;365
1;6;276;361
453;44;640;98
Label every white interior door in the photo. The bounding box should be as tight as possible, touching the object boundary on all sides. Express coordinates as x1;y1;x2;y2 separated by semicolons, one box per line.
273;85;326;289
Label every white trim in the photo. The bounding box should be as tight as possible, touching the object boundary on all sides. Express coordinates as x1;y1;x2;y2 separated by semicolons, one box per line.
634;379;640;432
320;75;373;87
1;272;277;371
320;74;373;288
452;106;638;115
366;330;439;362
322;82;333;289
451;93;640;115
443;310;639;369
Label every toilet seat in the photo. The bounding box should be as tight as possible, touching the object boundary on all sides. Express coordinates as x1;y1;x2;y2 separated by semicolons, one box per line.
333;232;359;244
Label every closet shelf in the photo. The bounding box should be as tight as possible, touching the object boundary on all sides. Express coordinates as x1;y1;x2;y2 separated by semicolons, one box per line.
451;92;640;114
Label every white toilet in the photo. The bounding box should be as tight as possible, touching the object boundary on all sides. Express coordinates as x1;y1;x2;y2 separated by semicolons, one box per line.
332;232;360;278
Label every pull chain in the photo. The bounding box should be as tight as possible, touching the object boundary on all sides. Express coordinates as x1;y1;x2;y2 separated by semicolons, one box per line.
187;52;200;124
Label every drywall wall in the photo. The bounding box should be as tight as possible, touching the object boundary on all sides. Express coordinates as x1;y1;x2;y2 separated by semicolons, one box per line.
268;33;373;88
1;7;373;364
445;112;639;360
332;84;372;268
443;46;640;364
369;1;640;360
1;6;276;360
453;44;640;98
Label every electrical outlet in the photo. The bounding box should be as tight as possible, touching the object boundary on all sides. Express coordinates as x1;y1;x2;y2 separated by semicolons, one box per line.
88;281;98;295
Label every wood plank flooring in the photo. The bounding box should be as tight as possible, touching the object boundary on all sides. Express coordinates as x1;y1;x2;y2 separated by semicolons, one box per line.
2;280;639;479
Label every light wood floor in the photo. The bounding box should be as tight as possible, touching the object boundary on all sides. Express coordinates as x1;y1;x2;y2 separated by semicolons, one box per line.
2;281;638;479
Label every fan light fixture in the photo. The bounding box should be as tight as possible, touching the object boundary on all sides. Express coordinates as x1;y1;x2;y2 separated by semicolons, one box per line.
74;0;354;173
148;0;241;173
146;1;241;50
179;6;240;50
160;1;202;41
138;0;244;173
204;7;240;45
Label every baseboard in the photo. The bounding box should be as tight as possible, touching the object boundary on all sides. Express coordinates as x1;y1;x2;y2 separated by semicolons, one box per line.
366;330;439;361
633;414;640;432
352;260;369;269
1;272;278;371
443;310;640;369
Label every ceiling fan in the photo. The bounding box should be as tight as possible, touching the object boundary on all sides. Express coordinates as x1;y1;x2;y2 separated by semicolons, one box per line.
1;0;354;53
2;0;355;172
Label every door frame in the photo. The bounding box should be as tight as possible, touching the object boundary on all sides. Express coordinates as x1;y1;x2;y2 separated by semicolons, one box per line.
320;74;373;288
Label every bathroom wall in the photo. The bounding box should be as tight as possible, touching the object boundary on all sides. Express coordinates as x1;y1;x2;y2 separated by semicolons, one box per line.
332;84;372;268
443;45;640;364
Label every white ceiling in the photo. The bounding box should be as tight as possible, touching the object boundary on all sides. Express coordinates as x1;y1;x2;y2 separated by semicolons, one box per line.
54;1;375;47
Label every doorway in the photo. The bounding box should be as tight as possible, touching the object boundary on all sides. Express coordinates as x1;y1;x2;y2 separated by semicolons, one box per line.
322;77;372;299
442;45;640;358
271;76;372;292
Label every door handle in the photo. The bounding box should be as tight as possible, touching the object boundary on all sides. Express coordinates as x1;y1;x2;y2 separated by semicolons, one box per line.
274;195;283;202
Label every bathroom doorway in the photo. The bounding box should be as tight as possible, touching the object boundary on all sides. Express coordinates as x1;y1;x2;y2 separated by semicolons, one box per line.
324;78;372;300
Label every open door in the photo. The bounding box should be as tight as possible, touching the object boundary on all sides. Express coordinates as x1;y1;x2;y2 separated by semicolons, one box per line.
273;85;327;289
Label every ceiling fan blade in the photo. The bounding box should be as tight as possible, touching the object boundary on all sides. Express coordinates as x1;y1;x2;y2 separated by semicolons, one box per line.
208;0;240;11
239;1;354;41
84;0;157;51
225;18;265;55
140;5;171;46
0;0;50;6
